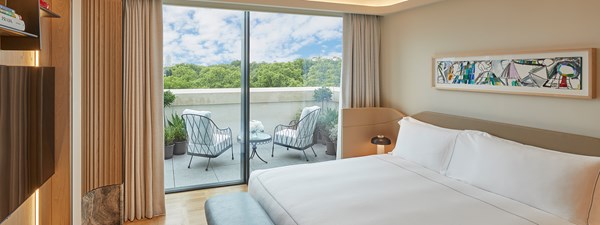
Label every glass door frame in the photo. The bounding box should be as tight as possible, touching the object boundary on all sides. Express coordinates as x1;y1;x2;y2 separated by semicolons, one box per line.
165;10;250;194
165;11;251;194
163;7;342;193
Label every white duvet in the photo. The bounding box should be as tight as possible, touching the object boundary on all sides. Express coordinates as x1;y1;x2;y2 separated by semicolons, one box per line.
248;155;575;225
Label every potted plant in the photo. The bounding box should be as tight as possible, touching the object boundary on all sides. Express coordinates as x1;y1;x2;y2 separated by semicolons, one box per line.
164;90;176;107
313;87;334;144
163;90;176;128
164;126;175;159
313;87;333;109
168;113;188;155
326;124;338;156
316;108;338;145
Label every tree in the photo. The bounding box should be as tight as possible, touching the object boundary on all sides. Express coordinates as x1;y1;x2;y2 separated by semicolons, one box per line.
162;57;342;89
304;57;341;87
197;66;241;88
251;61;303;87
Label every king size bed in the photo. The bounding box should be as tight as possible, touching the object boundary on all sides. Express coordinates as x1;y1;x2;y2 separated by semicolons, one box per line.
218;110;600;225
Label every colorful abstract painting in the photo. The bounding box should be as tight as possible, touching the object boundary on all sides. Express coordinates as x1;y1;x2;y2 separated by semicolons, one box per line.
433;49;595;98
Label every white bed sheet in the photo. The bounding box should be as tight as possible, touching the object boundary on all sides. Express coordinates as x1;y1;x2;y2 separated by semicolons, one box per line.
248;155;575;225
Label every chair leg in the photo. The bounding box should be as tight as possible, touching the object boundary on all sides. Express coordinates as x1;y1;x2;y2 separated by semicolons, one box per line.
231;148;234;160
303;150;309;162
187;155;194;168
271;143;275;157
311;146;317;157
205;158;211;171
287;147;289;151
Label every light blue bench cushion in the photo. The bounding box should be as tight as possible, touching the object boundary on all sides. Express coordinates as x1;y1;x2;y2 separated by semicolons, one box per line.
205;192;275;225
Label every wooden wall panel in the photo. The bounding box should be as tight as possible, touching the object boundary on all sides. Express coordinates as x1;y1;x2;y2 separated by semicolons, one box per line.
0;10;38;225
0;0;71;224
81;0;123;193
0;49;36;66
0;194;35;225
50;0;72;224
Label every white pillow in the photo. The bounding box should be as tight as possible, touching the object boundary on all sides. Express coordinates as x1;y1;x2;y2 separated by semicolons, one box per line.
391;117;461;173
446;131;600;225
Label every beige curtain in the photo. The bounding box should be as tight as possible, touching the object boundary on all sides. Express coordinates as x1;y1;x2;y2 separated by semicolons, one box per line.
81;0;124;194
341;14;381;108
123;0;165;221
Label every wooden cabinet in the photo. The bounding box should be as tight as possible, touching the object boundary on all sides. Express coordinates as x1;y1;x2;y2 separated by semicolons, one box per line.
0;0;60;50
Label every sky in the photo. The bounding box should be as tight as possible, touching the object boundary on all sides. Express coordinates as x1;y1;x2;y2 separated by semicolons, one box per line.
163;5;343;66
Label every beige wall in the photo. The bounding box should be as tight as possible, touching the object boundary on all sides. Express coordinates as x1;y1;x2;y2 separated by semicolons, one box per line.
380;0;600;138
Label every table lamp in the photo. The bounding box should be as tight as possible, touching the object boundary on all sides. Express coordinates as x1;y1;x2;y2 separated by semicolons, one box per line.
371;135;391;155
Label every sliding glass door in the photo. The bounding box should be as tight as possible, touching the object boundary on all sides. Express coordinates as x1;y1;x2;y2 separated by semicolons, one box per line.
249;12;342;171
163;6;245;192
162;5;342;193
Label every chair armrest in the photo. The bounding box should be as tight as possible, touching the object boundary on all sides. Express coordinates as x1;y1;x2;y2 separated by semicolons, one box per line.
274;124;295;134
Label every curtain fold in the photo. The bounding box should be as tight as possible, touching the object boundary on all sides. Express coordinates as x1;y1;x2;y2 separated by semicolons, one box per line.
123;0;165;221
341;14;381;108
81;0;123;194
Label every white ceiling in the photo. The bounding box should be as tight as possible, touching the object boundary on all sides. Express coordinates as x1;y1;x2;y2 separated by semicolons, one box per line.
175;0;445;15
306;0;409;7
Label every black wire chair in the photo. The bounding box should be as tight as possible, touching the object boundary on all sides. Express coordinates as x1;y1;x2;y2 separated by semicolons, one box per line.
182;112;234;171
271;106;321;161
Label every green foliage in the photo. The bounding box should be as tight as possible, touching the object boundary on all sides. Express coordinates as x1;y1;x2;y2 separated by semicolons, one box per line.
320;108;338;129
313;87;333;102
164;126;175;146
251;61;303;87
316;108;339;140
313;87;333;109
167;113;187;142
163;57;341;89
304;57;341;87
164;90;176;107
164;63;241;89
329;124;338;142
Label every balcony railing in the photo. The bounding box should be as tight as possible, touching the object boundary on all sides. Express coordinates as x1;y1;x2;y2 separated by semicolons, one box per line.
165;87;340;135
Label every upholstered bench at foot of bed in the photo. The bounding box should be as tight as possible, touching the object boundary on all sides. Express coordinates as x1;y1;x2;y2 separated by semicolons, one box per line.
205;192;275;225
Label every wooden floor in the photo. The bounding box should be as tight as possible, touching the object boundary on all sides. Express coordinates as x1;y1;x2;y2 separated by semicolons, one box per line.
126;185;248;225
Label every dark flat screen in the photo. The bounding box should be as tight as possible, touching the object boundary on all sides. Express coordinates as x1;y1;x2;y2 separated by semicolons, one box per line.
0;65;55;223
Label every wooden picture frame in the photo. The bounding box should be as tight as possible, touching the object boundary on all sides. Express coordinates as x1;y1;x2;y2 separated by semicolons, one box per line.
432;48;596;99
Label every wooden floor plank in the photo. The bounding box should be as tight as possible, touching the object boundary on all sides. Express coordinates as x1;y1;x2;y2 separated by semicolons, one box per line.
125;185;248;225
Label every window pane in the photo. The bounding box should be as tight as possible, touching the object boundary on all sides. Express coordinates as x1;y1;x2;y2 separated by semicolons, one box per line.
163;5;244;191
248;12;342;171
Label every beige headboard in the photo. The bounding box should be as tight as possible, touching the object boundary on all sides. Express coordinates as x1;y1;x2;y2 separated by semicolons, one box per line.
341;108;405;158
341;108;600;158
412;111;600;157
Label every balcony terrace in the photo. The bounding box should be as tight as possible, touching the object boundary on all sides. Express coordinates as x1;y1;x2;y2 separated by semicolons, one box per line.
164;87;339;190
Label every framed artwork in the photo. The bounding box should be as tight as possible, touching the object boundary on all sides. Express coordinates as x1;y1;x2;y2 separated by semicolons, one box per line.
433;48;596;99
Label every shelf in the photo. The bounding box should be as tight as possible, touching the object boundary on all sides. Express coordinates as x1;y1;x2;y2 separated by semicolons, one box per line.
0;24;38;38
39;7;60;18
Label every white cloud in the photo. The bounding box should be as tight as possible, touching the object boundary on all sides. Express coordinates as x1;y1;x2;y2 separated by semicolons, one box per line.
163;6;342;66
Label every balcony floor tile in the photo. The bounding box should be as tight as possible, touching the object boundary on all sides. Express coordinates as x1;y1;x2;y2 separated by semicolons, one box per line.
166;143;335;191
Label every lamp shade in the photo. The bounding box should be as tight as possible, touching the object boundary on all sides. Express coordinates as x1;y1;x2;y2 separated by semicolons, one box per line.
371;135;391;145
